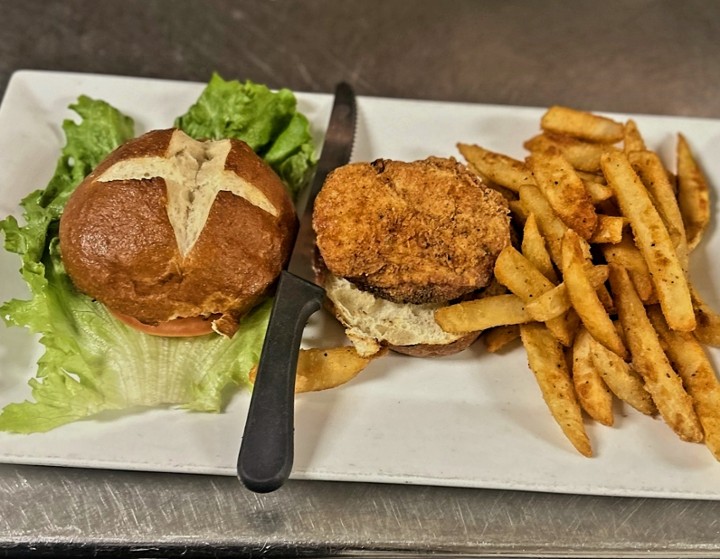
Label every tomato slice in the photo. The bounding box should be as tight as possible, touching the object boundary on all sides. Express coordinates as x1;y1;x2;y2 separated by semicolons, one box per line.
110;310;219;337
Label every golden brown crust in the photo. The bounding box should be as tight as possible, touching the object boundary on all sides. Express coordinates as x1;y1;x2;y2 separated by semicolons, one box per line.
59;129;297;336
313;157;511;304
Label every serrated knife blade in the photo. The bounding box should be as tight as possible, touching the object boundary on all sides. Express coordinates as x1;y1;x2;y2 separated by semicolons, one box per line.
237;82;357;493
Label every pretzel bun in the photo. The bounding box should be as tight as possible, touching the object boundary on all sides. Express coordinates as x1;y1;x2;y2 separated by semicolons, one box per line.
59;128;297;337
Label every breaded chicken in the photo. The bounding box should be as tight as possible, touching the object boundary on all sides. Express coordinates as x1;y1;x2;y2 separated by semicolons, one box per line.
313;157;511;304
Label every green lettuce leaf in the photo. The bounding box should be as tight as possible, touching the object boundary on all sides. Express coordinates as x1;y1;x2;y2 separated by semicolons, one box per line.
0;240;271;433
175;72;316;197
0;81;298;433
1;96;135;336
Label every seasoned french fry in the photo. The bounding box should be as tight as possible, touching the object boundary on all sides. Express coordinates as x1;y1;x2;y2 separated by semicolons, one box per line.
524;265;608;322
584;176;617;215
649;306;720;460
629;150;685;231
623;119;646;152
524;133;616;173
677;133;711;250
601;232;655;303
589;214;626;244
576;169;607;185
520;322;592;457
564;308;582;344
249;346;381;393
523;283;571;322
601;151;695;332
508;198;529;225
494;246;573;345
595;283;615;314
587;334;656;416
540;106;625;143
629;149;688;271
562;230;626;358
572;328;614;426
519;184;569;268
691;284;720;347
614;319;627;348
458;143;535;192
522;213;558;283
608;265;702;442
483;324;521;353
585;180;614;204
590;263;612;283
526;147;598;240
434;294;531;334
494;246;556;295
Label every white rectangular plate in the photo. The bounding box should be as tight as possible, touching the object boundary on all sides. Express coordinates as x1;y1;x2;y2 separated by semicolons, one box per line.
2;70;720;499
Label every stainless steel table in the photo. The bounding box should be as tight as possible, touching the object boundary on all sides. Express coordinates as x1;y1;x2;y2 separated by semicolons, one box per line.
1;1;720;556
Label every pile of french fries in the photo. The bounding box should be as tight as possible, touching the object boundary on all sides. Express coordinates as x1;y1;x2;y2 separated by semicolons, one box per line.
436;105;720;459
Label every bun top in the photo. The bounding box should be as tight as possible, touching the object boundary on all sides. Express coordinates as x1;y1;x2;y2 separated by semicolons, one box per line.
59;128;297;336
313;157;511;304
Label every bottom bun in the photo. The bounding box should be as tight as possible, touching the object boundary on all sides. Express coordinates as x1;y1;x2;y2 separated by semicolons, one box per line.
318;266;479;358
388;332;481;357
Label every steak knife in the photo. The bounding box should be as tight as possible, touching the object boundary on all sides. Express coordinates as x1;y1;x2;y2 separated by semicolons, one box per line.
238;82;357;493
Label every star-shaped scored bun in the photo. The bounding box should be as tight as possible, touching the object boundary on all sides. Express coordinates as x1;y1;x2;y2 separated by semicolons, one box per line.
59;129;297;336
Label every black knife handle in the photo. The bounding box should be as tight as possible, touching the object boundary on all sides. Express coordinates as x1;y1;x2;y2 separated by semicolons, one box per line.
237;270;325;493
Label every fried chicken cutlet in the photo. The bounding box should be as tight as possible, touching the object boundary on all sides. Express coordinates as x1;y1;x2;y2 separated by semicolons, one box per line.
314;157;511;304
312;156;511;357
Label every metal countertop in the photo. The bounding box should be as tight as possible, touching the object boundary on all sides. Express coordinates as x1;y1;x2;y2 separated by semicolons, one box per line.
1;1;720;556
